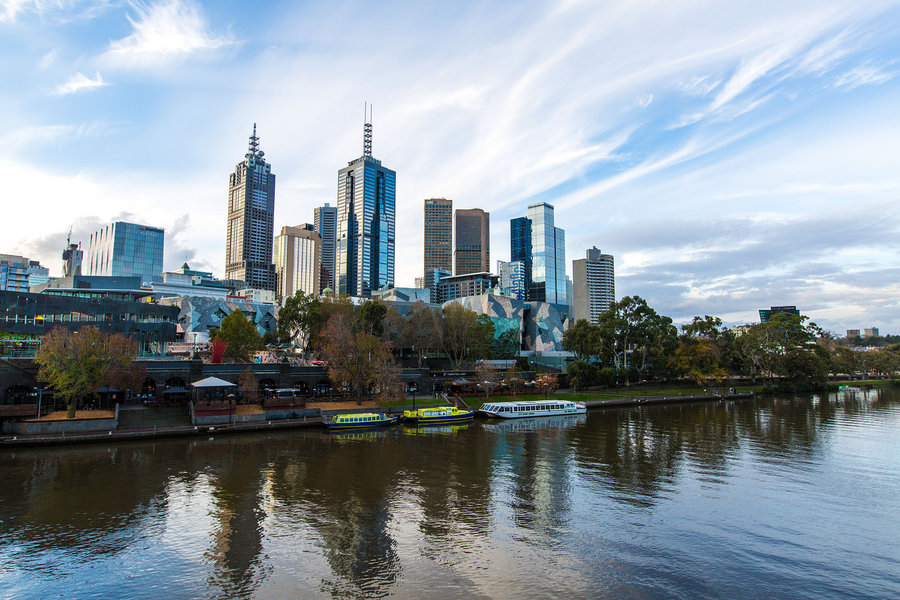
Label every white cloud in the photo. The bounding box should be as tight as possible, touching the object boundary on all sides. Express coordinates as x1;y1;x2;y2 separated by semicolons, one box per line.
833;63;895;89
104;0;234;66
54;71;108;95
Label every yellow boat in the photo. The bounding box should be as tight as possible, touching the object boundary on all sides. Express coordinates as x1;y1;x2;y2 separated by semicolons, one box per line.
401;406;475;425
325;412;398;431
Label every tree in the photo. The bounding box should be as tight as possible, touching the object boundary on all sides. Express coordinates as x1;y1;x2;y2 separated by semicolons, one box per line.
210;337;227;364
34;326;139;418
567;359;598;391
475;360;500;400
468;314;496;361
398;302;442;367
504;363;525;396
441;303;477;368
493;327;521;360
596;296;676;384
277;291;321;348
734;313;824;383
219;310;262;362
563;319;602;359
357;299;388;337
670;338;727;388
535;373;559;399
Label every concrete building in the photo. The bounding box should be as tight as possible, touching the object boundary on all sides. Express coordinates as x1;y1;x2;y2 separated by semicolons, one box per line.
572;247;615;323
314;203;337;293
336;108;395;297
85;221;164;285
274;224;321;302
235;288;276;304
846;329;861;338
226;124;276;291
864;327;880;337
437;271;498;303
424;198;452;275
372;287;431;303
0;255;30;292
149;263;244;300
454;208;490;275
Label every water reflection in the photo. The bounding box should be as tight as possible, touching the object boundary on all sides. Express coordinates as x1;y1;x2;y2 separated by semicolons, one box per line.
0;389;897;599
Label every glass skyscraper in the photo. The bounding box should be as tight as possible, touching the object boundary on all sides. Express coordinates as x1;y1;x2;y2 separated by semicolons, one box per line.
85;221;165;285
509;217;532;301
314;203;337;293
226;124;276;291
509;203;566;306
336;112;395;297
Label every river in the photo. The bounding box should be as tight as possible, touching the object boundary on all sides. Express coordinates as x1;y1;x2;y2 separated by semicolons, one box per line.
1;388;899;599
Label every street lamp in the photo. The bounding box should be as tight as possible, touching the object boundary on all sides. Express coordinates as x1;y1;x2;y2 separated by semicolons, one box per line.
35;386;46;418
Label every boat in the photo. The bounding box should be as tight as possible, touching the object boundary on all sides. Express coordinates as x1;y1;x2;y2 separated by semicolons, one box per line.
401;406;475;424
325;412;399;430
479;399;586;419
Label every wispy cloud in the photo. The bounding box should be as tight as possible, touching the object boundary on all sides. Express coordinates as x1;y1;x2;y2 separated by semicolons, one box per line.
54;71;109;95
105;0;234;66
1;0;115;23
833;63;895;89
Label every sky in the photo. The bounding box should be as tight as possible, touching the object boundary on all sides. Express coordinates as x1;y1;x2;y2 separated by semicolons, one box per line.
1;0;899;335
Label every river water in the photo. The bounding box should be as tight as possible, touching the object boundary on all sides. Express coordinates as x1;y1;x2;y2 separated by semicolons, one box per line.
1;389;899;599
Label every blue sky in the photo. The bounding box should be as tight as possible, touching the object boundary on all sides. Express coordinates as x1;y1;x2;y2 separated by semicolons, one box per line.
2;0;899;334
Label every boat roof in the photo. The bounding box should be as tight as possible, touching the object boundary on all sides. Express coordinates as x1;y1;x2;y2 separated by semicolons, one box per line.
483;400;577;406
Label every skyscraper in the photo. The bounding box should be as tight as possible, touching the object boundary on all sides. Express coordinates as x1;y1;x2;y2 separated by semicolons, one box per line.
509;217;532;301
424;198;452;274
454;208;490;276
314;203;337;293
226;124;276;291
336;108;395;297
85;221;165;285
572;247;614;323
510;204;566;305
274;224;321;302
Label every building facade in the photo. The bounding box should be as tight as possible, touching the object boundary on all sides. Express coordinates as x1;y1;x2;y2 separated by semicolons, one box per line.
424;198;453;275
454;208;490;275
509;217;532;301
510;204;566;305
497;259;527;300
759;306;800;323
572;247;615;323
336;114;395;297
437;272;498;303
314;203;337;293
85;221;165;285
274;224;321;302
226;124;276;291
0;255;29;292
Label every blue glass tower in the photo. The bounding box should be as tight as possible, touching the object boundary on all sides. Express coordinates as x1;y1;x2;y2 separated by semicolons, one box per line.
509;217;532;301
86;221;164;285
336;109;395;297
509;204;566;305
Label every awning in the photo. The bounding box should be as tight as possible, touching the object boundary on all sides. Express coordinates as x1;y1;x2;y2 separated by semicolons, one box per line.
191;377;237;388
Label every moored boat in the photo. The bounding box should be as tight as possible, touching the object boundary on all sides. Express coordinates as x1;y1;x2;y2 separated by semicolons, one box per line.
402;406;475;424
479;399;586;419
325;412;399;430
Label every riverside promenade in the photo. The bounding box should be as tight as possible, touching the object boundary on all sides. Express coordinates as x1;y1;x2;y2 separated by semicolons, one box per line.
0;392;754;448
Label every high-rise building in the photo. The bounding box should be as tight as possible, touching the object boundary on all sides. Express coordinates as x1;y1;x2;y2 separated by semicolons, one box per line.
509;217;532;301
454;208;490;276
572;247;615;323
424;198;453;275
497;260;527;300
85;221;165;285
0;254;29;292
27;260;51;289
274;224;321;302
509;203;566;305
314;203;337;293
62;229;83;277
336;108;395;297
226;124;276;291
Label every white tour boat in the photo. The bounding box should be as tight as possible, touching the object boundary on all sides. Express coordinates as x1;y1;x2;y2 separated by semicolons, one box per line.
479;399;587;419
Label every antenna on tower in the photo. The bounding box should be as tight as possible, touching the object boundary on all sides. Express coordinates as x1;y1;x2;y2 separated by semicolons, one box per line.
247;123;260;158
363;103;373;157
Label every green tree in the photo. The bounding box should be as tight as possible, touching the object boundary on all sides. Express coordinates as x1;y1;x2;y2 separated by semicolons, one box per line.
493;327;521;360
357;299;388;337
567;359;598;391
277;291;321;349
35;326;139;418
563;319;602;359
468;314;496;361
597;296;676;384
670;338;727;388
219;310;262;362
441;303;478;368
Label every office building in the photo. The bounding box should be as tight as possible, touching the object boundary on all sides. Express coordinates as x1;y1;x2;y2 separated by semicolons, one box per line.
314;203;337;293
226;124;276;291
274;224;321;302
510;203;566;305
27;260;51;289
572;247;615;323
424;198;453;274
497;260;527;300
0;254;29;292
864;327;880;337
454;208;490;275
437;271;498;303
336;108;395;297
759;306;800;323
85;221;165;285
509;218;532;301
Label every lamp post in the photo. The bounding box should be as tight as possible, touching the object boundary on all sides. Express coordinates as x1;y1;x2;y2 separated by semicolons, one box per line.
36;386;45;418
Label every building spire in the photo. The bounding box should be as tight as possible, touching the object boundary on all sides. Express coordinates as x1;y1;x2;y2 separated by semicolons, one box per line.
247;122;260;158
363;103;372;157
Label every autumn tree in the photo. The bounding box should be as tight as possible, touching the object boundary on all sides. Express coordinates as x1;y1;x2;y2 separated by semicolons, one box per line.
35;326;139;418
219;310;262;362
535;373;559;399
441;303;478;368
398;302;442;367
475;360;500;400
320;314;402;403
504;362;525;397
237;367;259;404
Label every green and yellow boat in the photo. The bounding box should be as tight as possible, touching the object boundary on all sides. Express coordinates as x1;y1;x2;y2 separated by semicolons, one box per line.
401;406;475;425
325;412;399;431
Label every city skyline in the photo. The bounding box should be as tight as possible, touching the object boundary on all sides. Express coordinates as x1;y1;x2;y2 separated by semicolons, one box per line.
1;1;899;332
